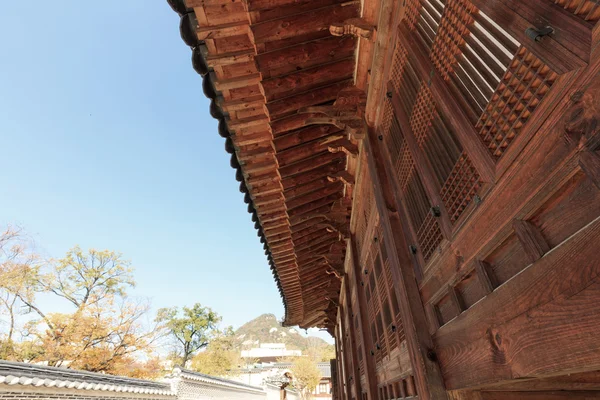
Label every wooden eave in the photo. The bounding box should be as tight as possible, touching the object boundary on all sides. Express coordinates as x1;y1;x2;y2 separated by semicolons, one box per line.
168;0;360;327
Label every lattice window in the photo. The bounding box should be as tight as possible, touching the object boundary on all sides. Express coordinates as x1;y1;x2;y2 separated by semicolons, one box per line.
410;85;437;147
430;0;520;122
411;83;463;187
554;0;600;21
431;0;476;82
476;46;558;160
440;152;481;223
417;213;444;261
418;0;446;49
390;43;409;94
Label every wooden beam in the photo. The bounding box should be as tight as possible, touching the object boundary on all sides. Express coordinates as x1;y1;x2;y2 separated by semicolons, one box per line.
512;219;551;264
262;59;355;102
256;36;356;79
349;236;379;400
279;152;345;178
282;161;346;190
277;134;346;167
364;126;447;400
343;276;363;400
267;80;352;118
480;391;600;400
251;2;359;44
274;125;342;152
579;150;600;190
435;217;600;390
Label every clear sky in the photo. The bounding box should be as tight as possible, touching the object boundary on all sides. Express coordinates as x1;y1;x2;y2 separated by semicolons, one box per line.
0;2;331;342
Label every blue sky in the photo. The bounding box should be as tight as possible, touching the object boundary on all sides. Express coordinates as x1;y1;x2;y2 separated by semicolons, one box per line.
0;2;330;342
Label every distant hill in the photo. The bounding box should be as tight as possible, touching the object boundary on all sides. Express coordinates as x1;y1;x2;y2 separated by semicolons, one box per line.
234;314;330;351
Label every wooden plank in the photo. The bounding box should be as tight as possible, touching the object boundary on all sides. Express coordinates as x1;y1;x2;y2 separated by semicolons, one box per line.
267;79;352;118
512;219;551;264
364;126;447;400
256;36;356;79
435;217;600;390
251;2;359;45
579;151;600;190
262;58;355;102
349;236;379;400
480;391;600;400
274;125;342;152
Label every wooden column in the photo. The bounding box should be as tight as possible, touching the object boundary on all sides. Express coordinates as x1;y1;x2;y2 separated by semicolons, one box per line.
349;237;379;400
338;303;352;400
335;325;346;400
364;125;448;400
344;275;364;400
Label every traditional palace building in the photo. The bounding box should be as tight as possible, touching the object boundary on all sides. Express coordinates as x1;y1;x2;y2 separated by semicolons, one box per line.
167;0;600;398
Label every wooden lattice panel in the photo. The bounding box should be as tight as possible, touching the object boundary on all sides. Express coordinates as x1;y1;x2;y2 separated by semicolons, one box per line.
403;0;421;31
476;46;558;160
386;114;416;191
554;0;600;21
440;151;481;223
417;212;444;261
430;0;476;81
410;84;437;147
390;42;409;94
416;0;445;49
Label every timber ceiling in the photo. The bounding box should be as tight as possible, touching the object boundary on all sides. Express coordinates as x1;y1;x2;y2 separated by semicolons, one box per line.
168;0;360;329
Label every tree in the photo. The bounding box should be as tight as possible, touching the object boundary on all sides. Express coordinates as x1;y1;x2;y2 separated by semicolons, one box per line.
190;327;242;377
0;242;162;375
156;303;221;367
290;356;322;400
0;226;40;359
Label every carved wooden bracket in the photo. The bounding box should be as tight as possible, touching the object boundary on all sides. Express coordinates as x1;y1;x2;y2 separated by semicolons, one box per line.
328;170;355;186
328;138;359;157
329;18;376;40
298;87;368;140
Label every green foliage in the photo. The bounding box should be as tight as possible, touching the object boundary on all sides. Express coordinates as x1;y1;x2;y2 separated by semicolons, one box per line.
39;246;135;308
156;303;221;366
290;356;322;400
190;327;243;377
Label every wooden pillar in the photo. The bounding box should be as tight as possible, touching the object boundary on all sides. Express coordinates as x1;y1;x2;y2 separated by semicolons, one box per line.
364;125;447;400
349;237;380;400
339;303;352;400
344;275;364;400
335;325;345;400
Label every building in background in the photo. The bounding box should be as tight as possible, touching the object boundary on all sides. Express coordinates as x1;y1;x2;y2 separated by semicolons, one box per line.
241;343;302;363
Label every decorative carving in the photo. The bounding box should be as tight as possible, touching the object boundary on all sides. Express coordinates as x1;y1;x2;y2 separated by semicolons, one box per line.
328;138;359;156
329;18;376;40
327;170;355;186
298;87;368;140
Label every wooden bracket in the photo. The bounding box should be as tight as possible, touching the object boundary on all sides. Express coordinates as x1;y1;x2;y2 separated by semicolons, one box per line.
328;170;356;186
329;18;376;40
298;87;368;140
328;138;359;157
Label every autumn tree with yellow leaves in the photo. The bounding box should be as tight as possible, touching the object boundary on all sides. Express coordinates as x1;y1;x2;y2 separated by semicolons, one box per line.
0;228;164;378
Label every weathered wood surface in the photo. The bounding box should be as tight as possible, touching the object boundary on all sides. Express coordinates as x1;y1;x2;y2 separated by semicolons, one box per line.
435;216;600;389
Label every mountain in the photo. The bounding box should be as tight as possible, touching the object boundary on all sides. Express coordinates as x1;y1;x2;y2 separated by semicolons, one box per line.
234;314;330;351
